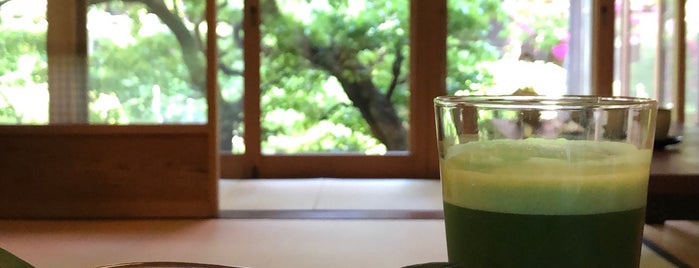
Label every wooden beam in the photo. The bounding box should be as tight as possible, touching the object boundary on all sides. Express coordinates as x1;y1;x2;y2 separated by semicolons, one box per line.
410;0;446;178
46;0;88;123
0;126;216;218
206;0;221;216
243;0;262;178
591;0;615;96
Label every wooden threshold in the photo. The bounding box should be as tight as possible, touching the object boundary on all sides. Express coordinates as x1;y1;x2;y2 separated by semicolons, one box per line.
219;209;445;220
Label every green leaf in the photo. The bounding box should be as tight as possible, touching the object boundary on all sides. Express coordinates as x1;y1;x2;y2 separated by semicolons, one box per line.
0;247;35;268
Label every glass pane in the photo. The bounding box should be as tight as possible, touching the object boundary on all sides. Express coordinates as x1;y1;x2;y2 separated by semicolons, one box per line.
217;1;245;154
687;0;699;124
260;0;409;155
87;1;207;124
447;0;583;97
613;0;661;101
0;0;48;124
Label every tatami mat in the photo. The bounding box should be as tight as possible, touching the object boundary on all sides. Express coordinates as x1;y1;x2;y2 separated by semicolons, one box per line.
219;178;442;211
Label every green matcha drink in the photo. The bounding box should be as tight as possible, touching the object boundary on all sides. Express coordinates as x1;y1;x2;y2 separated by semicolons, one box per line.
440;138;651;268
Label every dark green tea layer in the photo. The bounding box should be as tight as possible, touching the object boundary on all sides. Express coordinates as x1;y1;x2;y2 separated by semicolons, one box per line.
444;202;645;268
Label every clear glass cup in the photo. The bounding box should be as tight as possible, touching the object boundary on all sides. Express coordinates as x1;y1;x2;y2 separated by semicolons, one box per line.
434;95;657;267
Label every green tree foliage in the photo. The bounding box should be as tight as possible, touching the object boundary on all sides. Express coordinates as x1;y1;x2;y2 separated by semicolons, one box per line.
256;0;505;152
447;0;507;93
258;0;412;152
0;29;46;123
88;0;207;124
1;0;519;153
84;0;508;153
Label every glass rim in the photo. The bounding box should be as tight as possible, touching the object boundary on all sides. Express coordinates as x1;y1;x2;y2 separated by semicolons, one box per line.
434;95;657;110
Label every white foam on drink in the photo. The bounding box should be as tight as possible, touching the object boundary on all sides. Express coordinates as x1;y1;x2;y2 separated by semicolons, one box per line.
441;139;652;215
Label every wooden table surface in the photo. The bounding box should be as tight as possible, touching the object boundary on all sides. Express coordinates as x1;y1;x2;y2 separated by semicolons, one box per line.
647;124;699;223
0;219;685;268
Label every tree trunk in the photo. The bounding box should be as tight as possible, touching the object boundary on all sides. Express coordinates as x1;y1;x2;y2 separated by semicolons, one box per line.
92;0;409;151
132;0;206;92
262;0;409;150
307;46;408;150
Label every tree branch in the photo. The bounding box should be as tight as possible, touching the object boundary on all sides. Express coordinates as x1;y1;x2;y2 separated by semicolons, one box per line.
0;90;22;123
258;0;407;149
193;19;205;53
218;63;243;76
232;21;244;49
172;0;180;15
88;0;206;92
0;0;12;8
385;41;404;101
87;0;113;5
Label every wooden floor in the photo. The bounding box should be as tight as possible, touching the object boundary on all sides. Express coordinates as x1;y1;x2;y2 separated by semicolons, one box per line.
644;221;699;267
219;179;699;267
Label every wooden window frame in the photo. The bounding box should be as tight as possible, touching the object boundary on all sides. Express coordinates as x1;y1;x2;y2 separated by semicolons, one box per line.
220;0;444;179
4;0;692;182
0;0;219;218
222;0;640;179
613;0;689;123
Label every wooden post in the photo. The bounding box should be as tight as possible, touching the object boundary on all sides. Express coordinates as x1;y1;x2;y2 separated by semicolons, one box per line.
591;0;615;96
47;0;88;123
410;0;446;178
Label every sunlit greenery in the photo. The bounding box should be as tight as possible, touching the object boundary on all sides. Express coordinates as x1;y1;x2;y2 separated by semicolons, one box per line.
1;0;579;154
0;0;47;124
